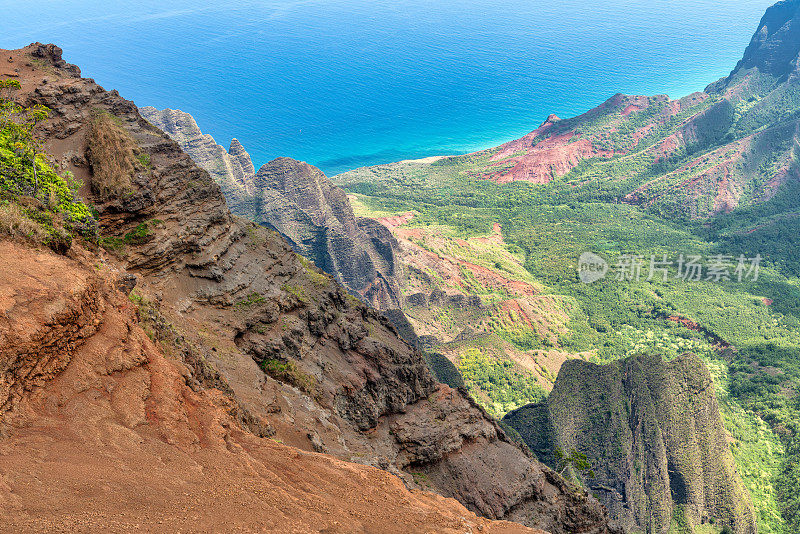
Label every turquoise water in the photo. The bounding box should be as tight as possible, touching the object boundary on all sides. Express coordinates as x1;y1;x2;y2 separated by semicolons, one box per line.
1;0;775;175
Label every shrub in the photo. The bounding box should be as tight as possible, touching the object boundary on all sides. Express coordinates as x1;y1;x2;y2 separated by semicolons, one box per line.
282;283;308;303
99;235;125;251
123;222;151;244
235;292;266;308
260;358;319;399
136;153;152;169
0;81;96;246
297;254;329;287
0;201;46;241
86;110;140;200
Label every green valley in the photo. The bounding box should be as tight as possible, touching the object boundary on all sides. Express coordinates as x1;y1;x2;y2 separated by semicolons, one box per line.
332;5;800;531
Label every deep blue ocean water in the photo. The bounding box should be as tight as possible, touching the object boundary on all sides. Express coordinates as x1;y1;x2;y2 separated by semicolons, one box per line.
1;0;775;175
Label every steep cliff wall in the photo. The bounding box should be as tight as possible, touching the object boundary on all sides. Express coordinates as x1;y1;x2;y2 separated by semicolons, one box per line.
0;239;544;534
504;354;756;534
726;0;800;81
140;107;403;311
252;156;403;310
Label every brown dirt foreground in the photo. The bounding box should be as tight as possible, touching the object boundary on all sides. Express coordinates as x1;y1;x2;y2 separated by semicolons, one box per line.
0;240;539;534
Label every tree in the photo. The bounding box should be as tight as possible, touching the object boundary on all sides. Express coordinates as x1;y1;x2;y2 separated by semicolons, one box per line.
4;103;51;197
23;104;51;196
555;447;595;479
1;79;51;197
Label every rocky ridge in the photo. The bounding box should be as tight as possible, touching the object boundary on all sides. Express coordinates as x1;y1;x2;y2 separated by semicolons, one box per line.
504;354;756;534
0;240;538;534
140;107;403;312
0;43;618;533
137;106;256;209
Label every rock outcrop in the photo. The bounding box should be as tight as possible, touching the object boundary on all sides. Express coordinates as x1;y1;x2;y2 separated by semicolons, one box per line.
727;0;800;81
504;353;756;534
0;240;540;534
140;106;403;311
138;107;256;215
0;42;618;534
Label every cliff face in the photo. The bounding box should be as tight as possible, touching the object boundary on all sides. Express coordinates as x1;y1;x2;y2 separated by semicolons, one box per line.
139;107;403;311
504;354;756;534
0;43;618;534
252;156;403;311
138;107;256;216
0;242;539;534
728;0;800;80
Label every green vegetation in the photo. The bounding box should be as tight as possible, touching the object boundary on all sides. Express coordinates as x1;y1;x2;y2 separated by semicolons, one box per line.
457;347;546;417
334;77;800;531
281;283;308;303
260;358;318;399
705;357;785;533
359;164;796;530
123;222;151;244
297;254;329;286
669;505;731;534
410;471;431;488
235;292;266;308
99;219;159;253
99;235;124;251
136;152;152;169
554;447;595;479
490;309;543;350
245;222;268;249
0;79;96;249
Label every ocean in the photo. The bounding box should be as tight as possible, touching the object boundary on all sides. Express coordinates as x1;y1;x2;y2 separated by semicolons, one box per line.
1;0;776;175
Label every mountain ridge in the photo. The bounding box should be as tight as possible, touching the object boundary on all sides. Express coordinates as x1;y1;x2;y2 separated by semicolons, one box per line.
504;353;756;534
330;3;800;533
139;106;405;312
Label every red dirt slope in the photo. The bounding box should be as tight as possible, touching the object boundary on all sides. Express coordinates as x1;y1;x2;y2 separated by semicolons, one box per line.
0;240;538;534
